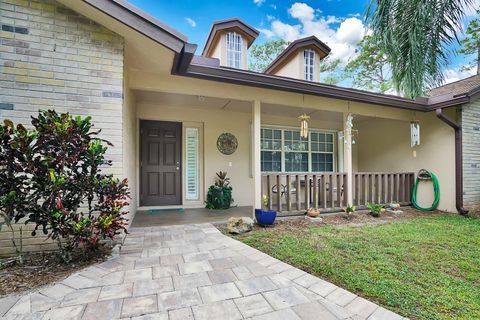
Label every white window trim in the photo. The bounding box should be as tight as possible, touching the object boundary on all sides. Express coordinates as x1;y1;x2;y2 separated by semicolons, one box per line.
226;32;243;68
304;49;315;81
261;125;337;173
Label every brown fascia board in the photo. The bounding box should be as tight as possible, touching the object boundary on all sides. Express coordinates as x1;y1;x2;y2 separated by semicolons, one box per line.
264;36;332;74
180;62;430;111
201;18;260;56
81;0;187;53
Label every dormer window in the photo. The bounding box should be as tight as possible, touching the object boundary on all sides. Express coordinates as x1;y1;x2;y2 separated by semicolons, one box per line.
304;49;315;81
226;32;243;68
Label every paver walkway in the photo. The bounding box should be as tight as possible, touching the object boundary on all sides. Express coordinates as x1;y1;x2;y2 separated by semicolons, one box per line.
0;223;407;320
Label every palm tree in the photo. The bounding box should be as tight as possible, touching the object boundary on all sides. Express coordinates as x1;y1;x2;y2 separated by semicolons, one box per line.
366;0;476;98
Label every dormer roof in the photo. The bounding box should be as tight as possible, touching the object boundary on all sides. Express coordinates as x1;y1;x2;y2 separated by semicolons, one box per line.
264;36;331;74
202;18;260;56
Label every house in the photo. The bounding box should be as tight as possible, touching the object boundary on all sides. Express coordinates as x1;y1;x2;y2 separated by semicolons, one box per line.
1;0;480;243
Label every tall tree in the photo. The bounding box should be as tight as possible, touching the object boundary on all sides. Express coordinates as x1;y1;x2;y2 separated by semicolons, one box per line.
458;10;480;74
249;39;289;72
345;35;393;93
319;56;344;85
366;0;476;98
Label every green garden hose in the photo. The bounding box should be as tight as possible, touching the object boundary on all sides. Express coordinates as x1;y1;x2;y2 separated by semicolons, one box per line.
412;170;440;211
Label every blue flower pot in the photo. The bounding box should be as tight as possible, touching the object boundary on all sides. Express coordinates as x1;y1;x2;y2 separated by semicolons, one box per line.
255;209;277;226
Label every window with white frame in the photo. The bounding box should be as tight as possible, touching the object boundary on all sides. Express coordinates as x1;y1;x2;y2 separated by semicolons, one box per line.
185;128;199;200
261;127;335;172
226;32;242;68
303;49;315;81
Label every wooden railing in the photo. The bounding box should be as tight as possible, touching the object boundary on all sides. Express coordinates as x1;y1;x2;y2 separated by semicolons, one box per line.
353;172;415;208
261;171;415;214
262;172;348;213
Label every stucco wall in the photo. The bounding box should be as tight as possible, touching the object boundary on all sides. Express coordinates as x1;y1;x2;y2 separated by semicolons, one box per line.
0;0;125;256
137;103;254;207
461;99;480;212
356;110;457;212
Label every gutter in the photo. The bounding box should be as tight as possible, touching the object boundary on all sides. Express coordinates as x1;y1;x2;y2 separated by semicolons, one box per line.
435;108;469;215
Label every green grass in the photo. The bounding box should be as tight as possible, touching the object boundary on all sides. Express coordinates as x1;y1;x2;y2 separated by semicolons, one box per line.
235;214;480;319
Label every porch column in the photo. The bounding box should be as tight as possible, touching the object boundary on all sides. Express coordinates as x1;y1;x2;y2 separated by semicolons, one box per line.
343;112;354;206
252;100;262;217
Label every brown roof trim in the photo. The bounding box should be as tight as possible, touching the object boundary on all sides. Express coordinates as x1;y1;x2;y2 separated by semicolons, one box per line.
180;62;428;111
202;18;260;56
81;0;188;53
264;36;331;74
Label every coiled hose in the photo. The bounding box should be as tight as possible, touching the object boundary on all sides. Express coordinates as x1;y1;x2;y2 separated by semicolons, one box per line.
412;170;440;211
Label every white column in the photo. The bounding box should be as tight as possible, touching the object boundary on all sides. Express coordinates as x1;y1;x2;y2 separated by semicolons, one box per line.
343;112;353;206
252;100;262;216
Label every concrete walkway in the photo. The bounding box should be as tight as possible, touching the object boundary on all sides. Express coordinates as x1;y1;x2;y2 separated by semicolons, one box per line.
0;224;406;320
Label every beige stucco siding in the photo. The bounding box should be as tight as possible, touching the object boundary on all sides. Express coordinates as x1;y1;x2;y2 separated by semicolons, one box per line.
356;110;457;212
136;103;254;207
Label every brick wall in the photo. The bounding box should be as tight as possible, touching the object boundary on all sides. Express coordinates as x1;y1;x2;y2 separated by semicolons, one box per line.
461;99;480;212
0;0;125;257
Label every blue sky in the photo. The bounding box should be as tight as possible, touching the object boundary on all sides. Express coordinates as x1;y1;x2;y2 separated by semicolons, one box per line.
129;0;478;84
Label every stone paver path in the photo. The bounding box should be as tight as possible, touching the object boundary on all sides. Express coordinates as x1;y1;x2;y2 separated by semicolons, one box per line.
0;223;407;320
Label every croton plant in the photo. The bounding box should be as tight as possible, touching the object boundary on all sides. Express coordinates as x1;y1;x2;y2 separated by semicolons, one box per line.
0;110;129;262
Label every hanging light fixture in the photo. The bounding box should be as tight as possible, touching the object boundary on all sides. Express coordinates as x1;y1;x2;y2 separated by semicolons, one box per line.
298;113;310;138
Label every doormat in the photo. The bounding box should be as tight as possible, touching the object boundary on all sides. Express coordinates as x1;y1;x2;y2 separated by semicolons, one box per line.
147;208;185;215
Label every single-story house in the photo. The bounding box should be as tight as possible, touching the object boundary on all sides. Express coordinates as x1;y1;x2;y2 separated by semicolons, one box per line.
1;0;480;245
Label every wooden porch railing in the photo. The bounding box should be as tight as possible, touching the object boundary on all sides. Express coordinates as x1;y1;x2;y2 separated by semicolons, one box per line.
262;171;415;214
353;172;415;208
262;172;348;213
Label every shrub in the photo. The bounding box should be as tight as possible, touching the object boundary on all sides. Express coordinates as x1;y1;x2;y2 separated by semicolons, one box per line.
367;202;384;217
0;110;130;262
205;171;233;209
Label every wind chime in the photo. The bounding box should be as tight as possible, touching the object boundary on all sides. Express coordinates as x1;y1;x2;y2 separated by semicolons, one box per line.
339;113;358;147
410;119;420;157
298;113;310;138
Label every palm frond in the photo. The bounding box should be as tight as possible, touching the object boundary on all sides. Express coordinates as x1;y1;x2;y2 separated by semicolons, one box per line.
366;0;474;98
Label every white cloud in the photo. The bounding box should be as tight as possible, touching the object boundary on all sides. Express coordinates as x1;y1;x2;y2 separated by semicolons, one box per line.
289;2;315;22
270;4;277;10
185;17;196;27
254;0;265;6
266;14;275;21
335;18;365;44
443;66;476;84
260;2;365;63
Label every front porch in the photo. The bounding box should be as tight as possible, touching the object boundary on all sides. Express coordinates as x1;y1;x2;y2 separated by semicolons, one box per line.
125;88;454;218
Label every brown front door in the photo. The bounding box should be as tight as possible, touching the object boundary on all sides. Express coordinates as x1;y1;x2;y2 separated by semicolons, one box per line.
140;120;182;206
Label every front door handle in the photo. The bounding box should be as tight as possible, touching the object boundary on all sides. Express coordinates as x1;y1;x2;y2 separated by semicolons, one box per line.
176;167;180;171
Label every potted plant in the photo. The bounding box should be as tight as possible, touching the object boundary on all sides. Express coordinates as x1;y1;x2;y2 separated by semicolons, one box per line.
255;195;277;226
367;202;385;217
306;207;320;218
205;171;233;209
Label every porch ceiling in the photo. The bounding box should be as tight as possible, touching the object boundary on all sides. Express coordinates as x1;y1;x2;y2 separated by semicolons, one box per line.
135;90;252;112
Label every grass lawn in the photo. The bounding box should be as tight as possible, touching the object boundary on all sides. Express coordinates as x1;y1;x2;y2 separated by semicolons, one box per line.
234;214;480;320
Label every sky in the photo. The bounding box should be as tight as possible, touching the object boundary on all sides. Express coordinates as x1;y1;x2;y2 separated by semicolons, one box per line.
129;0;479;85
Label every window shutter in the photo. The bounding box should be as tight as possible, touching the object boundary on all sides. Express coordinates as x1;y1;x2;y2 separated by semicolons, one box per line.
185;128;199;200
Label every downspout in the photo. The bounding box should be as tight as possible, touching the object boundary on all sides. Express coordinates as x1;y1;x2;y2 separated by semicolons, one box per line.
435;108;469;214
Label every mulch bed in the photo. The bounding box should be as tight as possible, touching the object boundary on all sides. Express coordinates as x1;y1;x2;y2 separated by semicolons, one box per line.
220;207;442;236
0;248;110;297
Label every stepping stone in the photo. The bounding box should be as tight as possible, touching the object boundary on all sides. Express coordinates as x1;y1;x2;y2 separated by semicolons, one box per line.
251;308;301;320
208;269;238;284
98;283;133;301
169;307;194;320
132;277;174;296
43;305;84;320
198;283;242;303
192;300;242;320
82;299;122;320
292;301;338;320
263;287;310;310
172;272;212;290
157;288;202;311
121;295;158;318
235;276;277;296
234;294;273;318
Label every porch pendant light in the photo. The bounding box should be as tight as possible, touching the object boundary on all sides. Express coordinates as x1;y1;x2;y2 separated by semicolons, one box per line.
298;113;310;138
